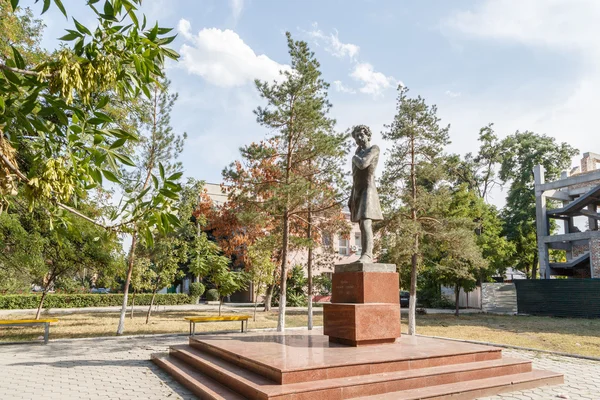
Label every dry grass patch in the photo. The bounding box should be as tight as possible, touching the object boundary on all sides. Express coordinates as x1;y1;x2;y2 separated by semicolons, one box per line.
0;310;323;342
3;309;599;358
405;313;600;358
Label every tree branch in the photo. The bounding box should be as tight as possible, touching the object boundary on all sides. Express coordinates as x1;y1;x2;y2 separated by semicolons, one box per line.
0;63;39;77
0;146;127;232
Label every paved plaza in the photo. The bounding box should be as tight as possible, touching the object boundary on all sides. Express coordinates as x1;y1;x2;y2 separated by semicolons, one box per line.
0;332;598;399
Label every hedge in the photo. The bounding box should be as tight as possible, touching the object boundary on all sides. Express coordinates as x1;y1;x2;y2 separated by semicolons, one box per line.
0;293;193;310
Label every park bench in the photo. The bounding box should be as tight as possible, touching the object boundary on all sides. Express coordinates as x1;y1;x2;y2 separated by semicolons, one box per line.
0;318;58;344
184;315;250;336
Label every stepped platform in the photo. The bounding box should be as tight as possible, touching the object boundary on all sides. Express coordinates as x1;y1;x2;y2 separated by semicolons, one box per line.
152;329;562;399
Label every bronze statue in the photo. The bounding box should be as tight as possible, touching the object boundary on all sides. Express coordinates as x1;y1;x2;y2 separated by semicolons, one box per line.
348;125;383;263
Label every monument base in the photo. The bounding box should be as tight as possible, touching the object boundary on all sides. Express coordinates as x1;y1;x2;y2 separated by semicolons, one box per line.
325;262;401;346
323;303;401;346
152;329;564;399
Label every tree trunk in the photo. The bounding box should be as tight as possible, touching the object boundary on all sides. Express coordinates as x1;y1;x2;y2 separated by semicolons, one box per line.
277;210;290;332
130;291;135;319
254;298;258;322
455;284;460;317
408;134;418;336
35;290;48;320
531;252;539;280
146;289;157;324
264;284;273;312
307;207;314;330
264;267;278;312
117;232;137;335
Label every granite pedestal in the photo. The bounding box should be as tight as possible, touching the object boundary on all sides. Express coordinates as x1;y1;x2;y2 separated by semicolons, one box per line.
152;329;564;399
324;262;401;346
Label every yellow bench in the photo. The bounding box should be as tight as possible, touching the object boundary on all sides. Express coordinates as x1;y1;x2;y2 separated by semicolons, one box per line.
0;318;59;344
184;315;250;336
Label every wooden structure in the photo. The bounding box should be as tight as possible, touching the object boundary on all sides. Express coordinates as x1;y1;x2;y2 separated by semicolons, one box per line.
534;152;600;278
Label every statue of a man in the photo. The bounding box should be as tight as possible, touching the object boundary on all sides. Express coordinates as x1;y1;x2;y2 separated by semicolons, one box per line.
348;125;383;263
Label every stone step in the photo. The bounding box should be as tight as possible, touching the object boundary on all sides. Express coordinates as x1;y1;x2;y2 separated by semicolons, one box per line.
188;336;502;384
167;345;534;399
151;353;246;400
356;369;564;399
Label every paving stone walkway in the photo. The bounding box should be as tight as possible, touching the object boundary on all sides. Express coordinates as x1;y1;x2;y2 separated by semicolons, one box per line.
0;333;597;399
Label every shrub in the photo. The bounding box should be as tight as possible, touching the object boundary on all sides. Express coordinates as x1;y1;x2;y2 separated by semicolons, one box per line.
0;293;193;309
189;282;206;299
205;289;219;301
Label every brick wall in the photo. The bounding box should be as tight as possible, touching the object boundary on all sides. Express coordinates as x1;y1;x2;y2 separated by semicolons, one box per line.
572;243;589;258
591;237;600;278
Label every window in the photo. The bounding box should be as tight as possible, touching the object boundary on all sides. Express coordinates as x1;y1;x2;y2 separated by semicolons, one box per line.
322;233;332;247
354;232;361;248
338;237;348;255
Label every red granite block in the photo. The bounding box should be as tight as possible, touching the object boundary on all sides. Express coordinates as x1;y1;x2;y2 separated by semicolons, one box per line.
331;272;399;304
323;303;401;346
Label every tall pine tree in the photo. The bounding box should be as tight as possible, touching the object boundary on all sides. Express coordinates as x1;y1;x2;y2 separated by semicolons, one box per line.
380;86;450;335
224;33;346;331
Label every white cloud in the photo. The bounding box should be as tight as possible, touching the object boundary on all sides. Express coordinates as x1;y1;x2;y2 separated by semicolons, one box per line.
445;0;600;56
350;63;400;97
306;23;360;59
229;0;244;25
333;80;356;94
442;0;600;189
177;20;290;87
445;90;461;98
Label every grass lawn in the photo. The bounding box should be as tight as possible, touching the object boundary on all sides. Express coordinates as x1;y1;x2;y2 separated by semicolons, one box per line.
410;313;600;358
2;310;599;358
0;309;323;343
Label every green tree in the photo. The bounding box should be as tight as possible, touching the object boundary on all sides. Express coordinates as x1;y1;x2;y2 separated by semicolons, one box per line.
116;77;185;334
135;236;185;323
0;196;121;318
247;238;276;321
380;86;450;335
1;0;181;234
225;33;344;331
0;0;45;67
499;132;577;279
210;264;248;316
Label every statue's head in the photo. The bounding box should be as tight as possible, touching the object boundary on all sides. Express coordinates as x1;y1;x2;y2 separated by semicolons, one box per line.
351;125;372;148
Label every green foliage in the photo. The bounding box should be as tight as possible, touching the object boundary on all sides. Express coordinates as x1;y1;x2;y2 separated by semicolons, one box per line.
205;288;219;301
499;131;578;278
0;196;122;295
189;282;205;299
272;265;307;307
380;85;451;333
313;274;332;296
0;0;181;237
224;32;347;330
0;293;191;309
247;238;276;303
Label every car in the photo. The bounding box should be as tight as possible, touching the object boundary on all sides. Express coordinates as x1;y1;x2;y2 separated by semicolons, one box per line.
91;288;110;294
400;290;410;307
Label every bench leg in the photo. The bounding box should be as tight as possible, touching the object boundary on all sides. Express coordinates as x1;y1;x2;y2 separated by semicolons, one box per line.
192;322;195;336
44;323;49;344
241;320;244;333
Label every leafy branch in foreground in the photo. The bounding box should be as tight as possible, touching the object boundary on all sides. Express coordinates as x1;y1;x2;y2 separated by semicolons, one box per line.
0;0;180;233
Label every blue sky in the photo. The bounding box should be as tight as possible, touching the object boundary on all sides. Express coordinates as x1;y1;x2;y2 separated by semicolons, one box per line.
38;0;600;207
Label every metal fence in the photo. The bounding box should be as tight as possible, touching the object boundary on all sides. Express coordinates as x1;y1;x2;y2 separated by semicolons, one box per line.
481;283;517;314
514;279;600;318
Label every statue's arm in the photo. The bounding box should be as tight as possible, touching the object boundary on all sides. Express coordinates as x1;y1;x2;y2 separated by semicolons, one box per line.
352;145;380;170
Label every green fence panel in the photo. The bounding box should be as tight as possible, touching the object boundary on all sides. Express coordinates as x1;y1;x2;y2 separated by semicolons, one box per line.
514;279;600;318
